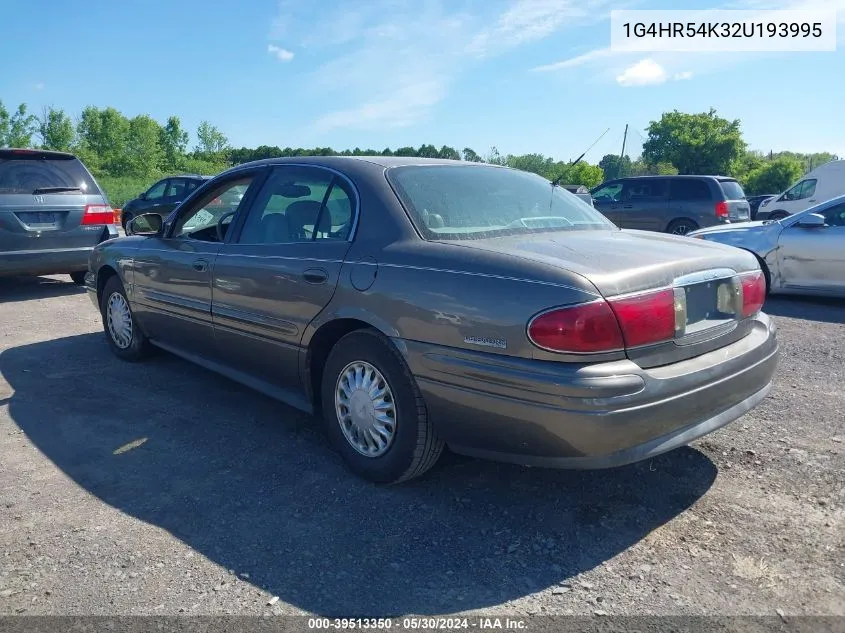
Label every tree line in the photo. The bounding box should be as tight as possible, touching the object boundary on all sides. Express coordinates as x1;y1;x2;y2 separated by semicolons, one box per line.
1;100;838;198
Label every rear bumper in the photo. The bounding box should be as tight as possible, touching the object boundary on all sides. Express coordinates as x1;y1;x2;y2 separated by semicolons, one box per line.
403;312;778;469
0;227;118;278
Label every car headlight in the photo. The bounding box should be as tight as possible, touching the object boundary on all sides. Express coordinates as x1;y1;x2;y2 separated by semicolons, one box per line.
760;199;771;207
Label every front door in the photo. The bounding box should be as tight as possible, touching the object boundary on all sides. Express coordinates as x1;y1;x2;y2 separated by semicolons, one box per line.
130;172;263;357
778;202;845;294
211;165;357;397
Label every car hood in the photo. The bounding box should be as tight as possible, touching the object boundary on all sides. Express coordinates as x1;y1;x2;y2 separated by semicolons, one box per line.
440;228;759;297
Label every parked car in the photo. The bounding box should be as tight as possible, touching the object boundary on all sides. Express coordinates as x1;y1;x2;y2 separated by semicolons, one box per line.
86;157;778;483
757;160;845;221
120;174;210;231
590;175;751;235
746;194;778;220
688;194;845;298
0;148;117;284
561;184;594;206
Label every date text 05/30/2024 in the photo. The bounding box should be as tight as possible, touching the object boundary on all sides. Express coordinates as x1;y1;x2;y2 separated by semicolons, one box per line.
307;618;527;629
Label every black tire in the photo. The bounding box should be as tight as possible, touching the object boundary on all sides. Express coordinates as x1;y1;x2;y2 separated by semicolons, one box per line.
768;211;789;221
320;329;444;484
69;271;86;286
666;219;699;236
100;275;151;361
751;253;772;295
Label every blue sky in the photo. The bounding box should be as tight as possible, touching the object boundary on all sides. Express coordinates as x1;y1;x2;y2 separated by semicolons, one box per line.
2;0;843;162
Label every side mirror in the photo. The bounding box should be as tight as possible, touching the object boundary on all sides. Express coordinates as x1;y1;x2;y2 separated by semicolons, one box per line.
128;213;164;237
795;213;826;228
138;192;148;201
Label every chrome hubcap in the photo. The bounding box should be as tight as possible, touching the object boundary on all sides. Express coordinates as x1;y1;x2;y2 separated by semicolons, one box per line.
106;292;133;349
672;224;693;235
335;361;397;457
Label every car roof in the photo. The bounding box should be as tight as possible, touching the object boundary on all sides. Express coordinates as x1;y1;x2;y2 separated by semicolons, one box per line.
0;148;78;160
612;174;735;181
230;156;500;170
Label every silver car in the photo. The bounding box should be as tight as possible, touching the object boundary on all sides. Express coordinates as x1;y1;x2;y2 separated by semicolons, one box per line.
688;194;845;298
0;149;118;284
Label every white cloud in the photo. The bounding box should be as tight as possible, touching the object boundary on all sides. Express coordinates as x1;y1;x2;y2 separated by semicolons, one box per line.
273;0;611;132
674;71;694;81
267;44;294;62
616;59;667;86
33;82;45;91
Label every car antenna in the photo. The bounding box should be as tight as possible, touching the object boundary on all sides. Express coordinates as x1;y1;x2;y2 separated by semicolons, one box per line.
550;127;610;210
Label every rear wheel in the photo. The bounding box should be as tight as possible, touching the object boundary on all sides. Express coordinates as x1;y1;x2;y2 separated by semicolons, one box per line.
320;329;444;484
100;276;151;361
69;271;86;286
667;219;699;235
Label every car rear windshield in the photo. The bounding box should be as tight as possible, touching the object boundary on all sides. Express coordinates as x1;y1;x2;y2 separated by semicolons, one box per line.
0;152;100;195
387;165;614;240
718;179;746;200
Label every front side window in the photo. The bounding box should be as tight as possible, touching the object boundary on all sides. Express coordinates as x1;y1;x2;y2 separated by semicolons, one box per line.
591;182;622;202
783;179;817;201
165;179;188;199
237;166;355;244
146;180;168;200
387;165;613;241
171;176;254;241
821;202;845;227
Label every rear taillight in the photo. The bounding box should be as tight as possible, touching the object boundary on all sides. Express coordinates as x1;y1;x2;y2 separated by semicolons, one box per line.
527;300;625;353
527;288;681;354
608;288;678;348
740;270;766;317
81;204;114;225
715;201;729;218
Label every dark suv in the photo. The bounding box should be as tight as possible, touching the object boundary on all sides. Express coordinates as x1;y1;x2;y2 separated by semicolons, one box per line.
0;149;117;284
120;174;210;230
590;176;751;235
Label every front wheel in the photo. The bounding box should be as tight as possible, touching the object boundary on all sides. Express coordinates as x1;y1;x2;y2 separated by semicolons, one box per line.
768;211;789;221
667;219;699;236
320;329;444;484
100;276;151;361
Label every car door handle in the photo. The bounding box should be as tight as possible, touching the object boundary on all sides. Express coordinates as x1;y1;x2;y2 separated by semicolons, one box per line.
302;268;328;284
192;259;209;272
623;204;633;209
808;199;817;203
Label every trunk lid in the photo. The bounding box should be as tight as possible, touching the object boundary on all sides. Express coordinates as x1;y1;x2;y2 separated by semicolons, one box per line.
443;229;762;366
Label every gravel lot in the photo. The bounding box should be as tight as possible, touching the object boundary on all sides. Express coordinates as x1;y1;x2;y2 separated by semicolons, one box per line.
0;275;842;618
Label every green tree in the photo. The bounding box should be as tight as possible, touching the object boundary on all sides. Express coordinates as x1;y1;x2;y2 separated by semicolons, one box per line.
125;115;164;177
160;116;189;169
642;108;745;175
0;100;9;147
437;145;461;160
744;156;804;195
39;106;75;152
549;162;604;188
485;146;507;166
505;153;554;178
628;160;679;176
598;154;632;180
6;103;38;148
417;143;439;158
195;120;229;155
394;146;418;157
75;106;131;174
462;147;483;162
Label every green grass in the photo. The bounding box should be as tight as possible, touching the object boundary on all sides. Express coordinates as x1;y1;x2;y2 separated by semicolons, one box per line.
96;175;159;208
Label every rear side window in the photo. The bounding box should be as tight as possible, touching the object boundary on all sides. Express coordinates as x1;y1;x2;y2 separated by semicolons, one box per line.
623;179;667;199
0;153;99;195
719;179;745;200
670;179;711;201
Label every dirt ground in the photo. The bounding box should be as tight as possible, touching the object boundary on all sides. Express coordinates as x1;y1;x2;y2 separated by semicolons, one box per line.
0;275;842;618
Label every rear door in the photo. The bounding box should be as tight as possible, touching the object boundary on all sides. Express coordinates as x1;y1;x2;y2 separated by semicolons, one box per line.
617;178;669;231
777;202;845;294
717;178;751;222
0;150;110;255
211;164;357;395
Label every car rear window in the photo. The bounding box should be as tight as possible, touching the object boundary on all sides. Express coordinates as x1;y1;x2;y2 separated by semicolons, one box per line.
718;179;745;200
0;152;100;195
387;165;614;240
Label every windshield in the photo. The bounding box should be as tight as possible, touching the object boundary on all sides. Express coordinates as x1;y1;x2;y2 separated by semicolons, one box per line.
387;165;614;240
0;155;100;195
719;179;745;200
